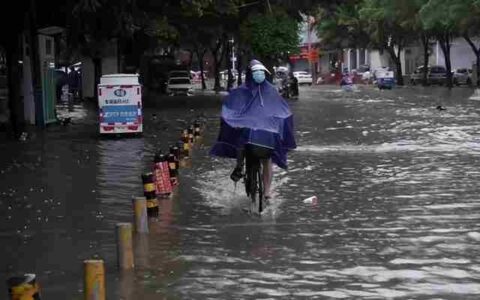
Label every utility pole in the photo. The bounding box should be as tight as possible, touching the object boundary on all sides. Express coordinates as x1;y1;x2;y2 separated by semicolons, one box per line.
307;16;316;84
230;37;235;73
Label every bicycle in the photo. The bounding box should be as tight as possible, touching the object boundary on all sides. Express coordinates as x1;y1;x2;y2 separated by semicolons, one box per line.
243;144;272;215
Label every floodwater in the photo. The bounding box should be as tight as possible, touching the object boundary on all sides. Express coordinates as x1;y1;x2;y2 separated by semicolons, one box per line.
1;86;480;299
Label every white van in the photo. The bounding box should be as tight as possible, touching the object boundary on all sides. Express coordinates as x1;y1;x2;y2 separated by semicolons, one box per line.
97;74;143;134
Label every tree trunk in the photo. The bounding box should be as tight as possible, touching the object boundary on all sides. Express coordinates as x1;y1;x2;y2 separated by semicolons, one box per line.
211;39;225;92
387;45;403;86
196;49;207;90
477;54;480;87
464;35;480;87
28;0;42;126
213;54;221;92
188;50;193;70
226;40;233;90
5;38;24;137
93;57;102;100
421;34;429;86
439;33;452;89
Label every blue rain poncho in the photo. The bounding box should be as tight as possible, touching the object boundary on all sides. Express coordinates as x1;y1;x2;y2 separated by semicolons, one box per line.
210;78;296;169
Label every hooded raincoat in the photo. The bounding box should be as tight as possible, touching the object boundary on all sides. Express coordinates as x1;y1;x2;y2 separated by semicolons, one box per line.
210;66;296;169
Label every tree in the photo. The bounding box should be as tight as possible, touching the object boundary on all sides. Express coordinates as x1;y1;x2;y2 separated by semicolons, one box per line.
240;9;300;74
68;0;125;98
0;0;31;136
456;0;480;86
316;1;370;50
388;0;431;86
359;0;419;86
420;0;463;88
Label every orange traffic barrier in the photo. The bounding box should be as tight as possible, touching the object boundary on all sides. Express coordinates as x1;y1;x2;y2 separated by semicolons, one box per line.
153;152;173;196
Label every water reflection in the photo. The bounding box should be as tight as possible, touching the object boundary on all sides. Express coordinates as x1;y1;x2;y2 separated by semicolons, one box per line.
1;89;480;298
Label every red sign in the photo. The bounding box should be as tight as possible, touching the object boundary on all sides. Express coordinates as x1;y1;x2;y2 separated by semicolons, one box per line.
290;49;319;62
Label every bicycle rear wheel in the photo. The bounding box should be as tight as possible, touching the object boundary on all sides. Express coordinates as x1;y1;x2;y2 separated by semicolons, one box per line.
246;159;264;214
257;163;264;213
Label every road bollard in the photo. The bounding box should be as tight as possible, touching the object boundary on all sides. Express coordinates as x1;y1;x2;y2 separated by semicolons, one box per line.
194;120;201;137
153;152;173;197
118;271;134;299
188;125;195;145
84;259;105;300
169;145;181;170
181;130;190;157
6;274;41;300
141;172;159;216
176;140;185;160
133;197;149;233
133;234;149;270
167;152;179;186
116;223;134;270
194;120;202;141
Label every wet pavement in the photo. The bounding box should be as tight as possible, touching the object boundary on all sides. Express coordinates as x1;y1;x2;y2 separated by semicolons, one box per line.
1;85;480;299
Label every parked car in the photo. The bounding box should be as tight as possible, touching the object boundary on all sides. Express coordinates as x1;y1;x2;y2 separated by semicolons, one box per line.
166;77;194;96
410;65;447;85
293;71;313;85
429;65;447;85
168;70;191;80
453;68;472;86
410;65;427;85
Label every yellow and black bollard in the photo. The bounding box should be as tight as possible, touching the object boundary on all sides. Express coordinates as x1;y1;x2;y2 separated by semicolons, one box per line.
194;120;203;144
141;172;159;217
170;145;181;170
182;130;191;158
7;274;41;300
188;125;195;145
194;120;201;137
84;260;106;300
170;145;180;170
167;152;178;186
176;141;185;160
153;152;173;197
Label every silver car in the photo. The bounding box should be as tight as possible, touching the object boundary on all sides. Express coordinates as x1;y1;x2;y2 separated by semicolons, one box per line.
453;68;472;86
410;65;447;85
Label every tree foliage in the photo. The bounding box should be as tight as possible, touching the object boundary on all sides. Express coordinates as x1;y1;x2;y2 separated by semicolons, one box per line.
240;9;300;62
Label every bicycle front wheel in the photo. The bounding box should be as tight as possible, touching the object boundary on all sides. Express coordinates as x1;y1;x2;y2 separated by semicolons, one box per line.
248;162;264;214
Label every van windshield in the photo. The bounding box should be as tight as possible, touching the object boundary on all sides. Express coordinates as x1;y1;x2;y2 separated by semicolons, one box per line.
169;78;190;84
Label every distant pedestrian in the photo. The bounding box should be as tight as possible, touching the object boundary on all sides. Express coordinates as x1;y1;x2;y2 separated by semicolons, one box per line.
67;66;80;99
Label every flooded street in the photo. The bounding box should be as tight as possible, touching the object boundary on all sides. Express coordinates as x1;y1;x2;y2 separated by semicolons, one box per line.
1;86;480;299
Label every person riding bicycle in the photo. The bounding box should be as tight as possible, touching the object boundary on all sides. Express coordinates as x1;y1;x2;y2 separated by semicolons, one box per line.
210;59;296;200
